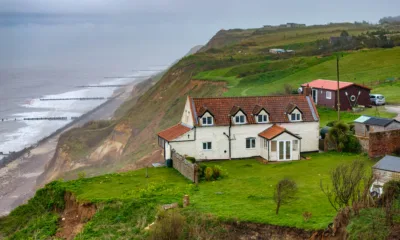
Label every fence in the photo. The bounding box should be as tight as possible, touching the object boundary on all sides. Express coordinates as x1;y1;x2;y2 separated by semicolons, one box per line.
171;150;199;183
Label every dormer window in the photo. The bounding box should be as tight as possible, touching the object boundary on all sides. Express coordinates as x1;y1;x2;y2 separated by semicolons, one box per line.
291;113;301;121
257;114;268;123
235;115;246;124
202;116;213;126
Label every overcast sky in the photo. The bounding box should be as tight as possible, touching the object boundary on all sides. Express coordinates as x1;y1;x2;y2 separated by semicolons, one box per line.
0;0;399;70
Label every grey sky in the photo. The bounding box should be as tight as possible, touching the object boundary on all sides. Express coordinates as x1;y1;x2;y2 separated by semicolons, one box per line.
0;0;399;70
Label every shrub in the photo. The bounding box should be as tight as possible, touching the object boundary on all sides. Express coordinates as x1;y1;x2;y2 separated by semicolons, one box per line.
198;164;207;179
204;167;214;181
343;135;362;153
151;210;185;240
185;156;196;164
347;208;390;240
78;171;86;179
212;165;222;179
326;120;337;127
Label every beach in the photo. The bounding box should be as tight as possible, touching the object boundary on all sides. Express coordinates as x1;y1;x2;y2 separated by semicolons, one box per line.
0;82;139;216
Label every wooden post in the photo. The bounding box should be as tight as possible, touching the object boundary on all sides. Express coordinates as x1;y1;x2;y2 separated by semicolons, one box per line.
336;56;341;121
146;166;149;178
183;195;190;208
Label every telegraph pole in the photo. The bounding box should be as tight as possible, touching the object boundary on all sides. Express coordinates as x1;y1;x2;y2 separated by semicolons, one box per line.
336;55;341;121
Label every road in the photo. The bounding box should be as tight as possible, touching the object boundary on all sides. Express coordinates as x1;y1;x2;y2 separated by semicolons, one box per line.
0;84;135;216
385;105;400;120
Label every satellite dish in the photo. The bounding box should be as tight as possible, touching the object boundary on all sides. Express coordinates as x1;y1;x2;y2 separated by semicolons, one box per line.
297;87;303;94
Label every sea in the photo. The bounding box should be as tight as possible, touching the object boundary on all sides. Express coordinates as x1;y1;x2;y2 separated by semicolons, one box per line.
0;66;163;163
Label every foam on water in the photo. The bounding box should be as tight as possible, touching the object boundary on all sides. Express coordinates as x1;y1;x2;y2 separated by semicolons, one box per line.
0;76;137;156
0;68;163;160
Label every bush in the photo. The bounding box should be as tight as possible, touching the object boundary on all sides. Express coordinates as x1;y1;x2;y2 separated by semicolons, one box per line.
151;210;185;240
204;167;214;181
198;164;207;179
212;165;222;179
326;120;337;127
185;156;196;164
343;135;362;153
347;208;390;240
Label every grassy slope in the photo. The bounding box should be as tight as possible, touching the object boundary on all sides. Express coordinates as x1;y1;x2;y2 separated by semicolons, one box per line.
194;48;400;103
193;153;374;230
0;152;375;239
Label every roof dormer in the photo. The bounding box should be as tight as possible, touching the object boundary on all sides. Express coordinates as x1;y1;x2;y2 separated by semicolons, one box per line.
286;103;303;122
253;105;269;123
198;108;214;126
230;106;247;125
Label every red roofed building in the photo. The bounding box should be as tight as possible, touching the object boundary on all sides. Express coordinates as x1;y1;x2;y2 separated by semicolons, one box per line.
157;95;319;162
301;79;371;110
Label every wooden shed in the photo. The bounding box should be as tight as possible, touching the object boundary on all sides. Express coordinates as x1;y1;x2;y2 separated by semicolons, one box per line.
301;79;371;110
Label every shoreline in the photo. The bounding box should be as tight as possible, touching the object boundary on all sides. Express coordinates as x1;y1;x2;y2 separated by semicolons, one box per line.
0;79;141;216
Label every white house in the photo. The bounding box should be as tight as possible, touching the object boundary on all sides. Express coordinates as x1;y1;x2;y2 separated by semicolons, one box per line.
158;95;320;161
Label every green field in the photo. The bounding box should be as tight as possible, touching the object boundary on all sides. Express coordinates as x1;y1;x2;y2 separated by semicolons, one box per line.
318;106;397;127
194;48;400;104
0;152;376;239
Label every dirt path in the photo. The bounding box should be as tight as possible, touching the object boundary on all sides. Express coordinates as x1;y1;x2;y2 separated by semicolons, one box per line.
385;105;400;120
0;83;136;216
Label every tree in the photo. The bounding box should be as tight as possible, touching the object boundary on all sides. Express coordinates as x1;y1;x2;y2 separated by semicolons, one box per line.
340;30;349;37
320;160;366;211
273;178;298;214
327;121;349;152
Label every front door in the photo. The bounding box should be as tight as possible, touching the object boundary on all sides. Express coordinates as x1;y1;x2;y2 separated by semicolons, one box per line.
312;89;318;104
278;141;291;161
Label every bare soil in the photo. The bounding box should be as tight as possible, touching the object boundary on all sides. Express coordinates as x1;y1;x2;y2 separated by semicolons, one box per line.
56;192;96;240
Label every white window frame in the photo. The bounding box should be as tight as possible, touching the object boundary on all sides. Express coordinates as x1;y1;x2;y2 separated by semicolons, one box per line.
235;115;246;124
257;114;268;123
202;116;213;126
202;142;212;150
292;140;299;151
326;91;332;99
290;113;301;122
246;138;256;149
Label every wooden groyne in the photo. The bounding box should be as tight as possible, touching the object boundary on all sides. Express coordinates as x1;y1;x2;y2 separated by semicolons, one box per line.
76;84;127;87
40;97;107;101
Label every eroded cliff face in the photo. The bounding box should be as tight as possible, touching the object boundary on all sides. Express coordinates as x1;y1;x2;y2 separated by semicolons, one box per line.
41;61;227;182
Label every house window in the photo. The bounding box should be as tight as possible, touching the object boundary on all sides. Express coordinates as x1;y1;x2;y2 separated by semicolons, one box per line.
263;139;268;149
202;116;213;126
326;91;332;99
235;115;246;124
246;138;256;149
257;114;268;123
290;113;301;121
202;142;212;150
293;140;298;151
271;141;277;152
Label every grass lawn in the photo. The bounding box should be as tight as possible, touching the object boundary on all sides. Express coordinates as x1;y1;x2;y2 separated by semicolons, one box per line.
192;152;374;230
318;106;397;127
63;152;374;231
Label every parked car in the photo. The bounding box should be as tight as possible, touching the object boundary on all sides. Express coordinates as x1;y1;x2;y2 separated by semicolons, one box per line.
370;94;386;105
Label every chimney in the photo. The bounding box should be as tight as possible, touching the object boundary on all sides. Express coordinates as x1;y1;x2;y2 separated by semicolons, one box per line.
303;84;312;96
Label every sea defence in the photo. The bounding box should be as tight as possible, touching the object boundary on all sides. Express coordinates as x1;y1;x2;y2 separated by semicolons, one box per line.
40;97;108;101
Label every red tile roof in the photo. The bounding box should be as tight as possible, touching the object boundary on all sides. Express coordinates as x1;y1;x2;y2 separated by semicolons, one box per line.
259;125;285;139
158;124;191;141
191;95;319;126
259;124;302;140
301;79;371;91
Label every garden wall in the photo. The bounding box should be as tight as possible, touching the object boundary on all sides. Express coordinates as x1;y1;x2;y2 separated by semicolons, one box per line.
171;150;199;183
368;129;400;157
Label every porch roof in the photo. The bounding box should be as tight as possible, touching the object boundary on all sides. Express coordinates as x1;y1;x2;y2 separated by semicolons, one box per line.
158;123;191;141
258;124;301;140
